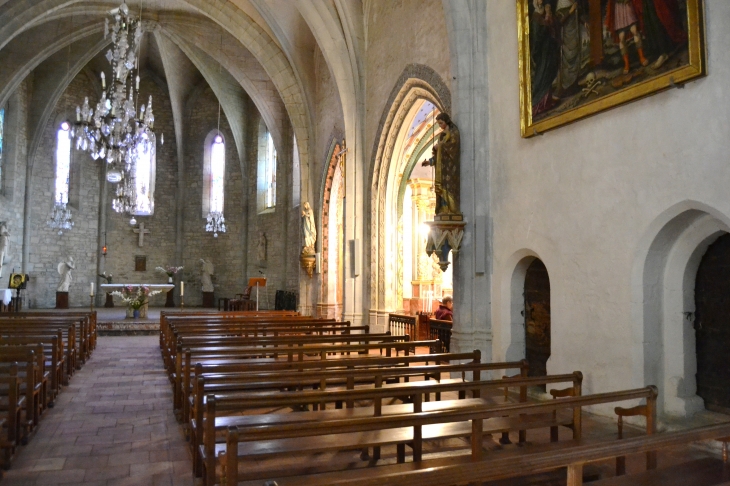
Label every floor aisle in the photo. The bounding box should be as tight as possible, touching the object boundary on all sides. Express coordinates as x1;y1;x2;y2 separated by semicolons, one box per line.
3;335;194;485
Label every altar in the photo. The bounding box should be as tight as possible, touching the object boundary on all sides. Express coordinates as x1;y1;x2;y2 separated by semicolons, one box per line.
100;284;174;318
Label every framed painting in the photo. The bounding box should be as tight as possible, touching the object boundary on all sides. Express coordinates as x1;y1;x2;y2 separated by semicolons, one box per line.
517;0;706;137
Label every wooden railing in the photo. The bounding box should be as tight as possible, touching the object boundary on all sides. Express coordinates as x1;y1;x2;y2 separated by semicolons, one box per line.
388;314;416;341
429;318;452;352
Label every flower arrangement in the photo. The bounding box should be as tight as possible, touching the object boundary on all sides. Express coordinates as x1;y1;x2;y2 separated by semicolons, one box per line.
155;266;184;278
112;285;162;310
98;272;113;284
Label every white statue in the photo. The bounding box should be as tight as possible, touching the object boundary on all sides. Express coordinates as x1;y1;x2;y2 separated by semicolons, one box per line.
200;258;214;292
257;232;267;262
0;223;9;279
301;202;316;254
57;256;75;292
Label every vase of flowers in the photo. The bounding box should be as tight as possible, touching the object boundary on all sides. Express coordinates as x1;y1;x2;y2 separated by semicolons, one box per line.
156;266;183;284
112;285;162;319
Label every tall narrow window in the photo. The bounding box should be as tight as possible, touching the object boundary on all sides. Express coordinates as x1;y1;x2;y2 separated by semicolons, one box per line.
210;134;225;213
203;131;225;217
266;132;276;209
54;122;71;204
0;107;5;192
133;133;156;215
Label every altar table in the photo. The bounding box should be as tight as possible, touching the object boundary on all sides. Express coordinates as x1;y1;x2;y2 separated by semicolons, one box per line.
100;284;174;318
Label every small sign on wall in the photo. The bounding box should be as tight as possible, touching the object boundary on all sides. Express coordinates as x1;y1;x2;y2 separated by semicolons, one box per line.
135;256;147;272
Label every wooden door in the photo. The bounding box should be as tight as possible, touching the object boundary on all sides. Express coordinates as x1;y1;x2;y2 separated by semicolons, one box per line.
525;259;551;387
695;233;730;413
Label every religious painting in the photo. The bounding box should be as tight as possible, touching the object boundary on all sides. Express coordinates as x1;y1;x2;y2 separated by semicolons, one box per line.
517;0;705;137
135;255;147;272
8;273;28;289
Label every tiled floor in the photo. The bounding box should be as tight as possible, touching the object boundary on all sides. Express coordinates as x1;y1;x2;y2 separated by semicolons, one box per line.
3;335;193;486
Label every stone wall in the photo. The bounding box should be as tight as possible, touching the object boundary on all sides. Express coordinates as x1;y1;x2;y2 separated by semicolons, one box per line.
26;73;101;308
180;85;245;306
0;80;28;285
102;76;178;308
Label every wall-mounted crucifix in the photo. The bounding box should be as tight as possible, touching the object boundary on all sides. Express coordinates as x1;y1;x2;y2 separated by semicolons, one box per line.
133;223;150;247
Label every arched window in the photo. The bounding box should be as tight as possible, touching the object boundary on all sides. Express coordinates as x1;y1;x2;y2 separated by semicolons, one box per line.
203;131;225;216
133;133;156;215
0;107;5;192
257;124;277;213
265;132;276;209
54;121;71;204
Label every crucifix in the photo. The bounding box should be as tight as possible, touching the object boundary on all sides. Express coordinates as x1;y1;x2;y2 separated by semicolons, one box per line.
133;223;150;247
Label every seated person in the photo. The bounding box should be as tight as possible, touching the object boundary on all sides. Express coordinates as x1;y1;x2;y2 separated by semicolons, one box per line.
434;295;453;321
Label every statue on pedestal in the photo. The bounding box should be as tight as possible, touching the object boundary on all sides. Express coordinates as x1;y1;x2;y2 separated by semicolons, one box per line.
422;113;461;216
200;259;214;292
301;202;316;254
57;256;75;292
300;202;317;278
0;223;9;279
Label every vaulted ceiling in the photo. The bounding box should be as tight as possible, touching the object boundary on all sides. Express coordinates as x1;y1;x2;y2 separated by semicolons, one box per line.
0;0;366;203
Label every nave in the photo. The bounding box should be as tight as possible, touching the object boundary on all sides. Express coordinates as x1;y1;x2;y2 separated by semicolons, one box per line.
4;336;192;485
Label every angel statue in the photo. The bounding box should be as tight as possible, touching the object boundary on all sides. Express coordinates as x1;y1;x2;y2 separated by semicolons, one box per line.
57;256;75;292
200;259;214;292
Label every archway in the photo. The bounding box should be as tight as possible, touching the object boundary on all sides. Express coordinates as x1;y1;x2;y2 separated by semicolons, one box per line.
634;202;730;416
368;66;451;330
694;233;730;413
318;141;345;319
524;259;551;384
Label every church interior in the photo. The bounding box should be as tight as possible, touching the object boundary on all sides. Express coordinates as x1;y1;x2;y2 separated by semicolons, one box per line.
0;0;729;484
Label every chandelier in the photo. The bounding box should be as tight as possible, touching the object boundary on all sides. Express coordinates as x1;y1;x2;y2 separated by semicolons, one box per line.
206;211;226;238
73;1;155;212
47;201;74;235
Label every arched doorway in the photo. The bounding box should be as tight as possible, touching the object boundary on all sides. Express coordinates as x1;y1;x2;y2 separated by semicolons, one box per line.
318;141;345;320
695;233;730;413
525;259;550;384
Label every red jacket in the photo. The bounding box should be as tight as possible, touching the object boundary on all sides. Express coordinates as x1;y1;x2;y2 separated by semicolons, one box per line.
434;305;453;321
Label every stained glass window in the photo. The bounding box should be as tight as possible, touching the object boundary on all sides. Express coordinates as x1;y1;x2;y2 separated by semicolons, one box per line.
210;134;225;213
54;122;71;204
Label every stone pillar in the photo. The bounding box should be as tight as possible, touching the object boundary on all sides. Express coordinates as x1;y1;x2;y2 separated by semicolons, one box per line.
444;0;492;360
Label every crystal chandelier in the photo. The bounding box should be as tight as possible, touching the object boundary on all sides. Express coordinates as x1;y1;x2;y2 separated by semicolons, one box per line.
206;211;226;238
73;1;155;211
47;201;74;236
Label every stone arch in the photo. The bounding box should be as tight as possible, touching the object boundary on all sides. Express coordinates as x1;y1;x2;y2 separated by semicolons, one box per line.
633;201;730;417
368;64;450;329
317;138;345;319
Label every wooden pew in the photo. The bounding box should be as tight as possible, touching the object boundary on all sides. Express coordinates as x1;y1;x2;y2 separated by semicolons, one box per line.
250;412;730;486
183;351;483;428
0;323;76;380
0;346;42;439
223;386;657;486
1;312;96;361
188;358;528;474
172;340;440;415
0;363;21;468
0;335;63;402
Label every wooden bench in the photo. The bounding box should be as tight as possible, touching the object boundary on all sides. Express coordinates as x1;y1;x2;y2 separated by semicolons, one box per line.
0;363;21;469
250;417;730;486
189;359;532;476
202;372;584;485
172;340;440;414
0;335;63;403
183;350;483;427
223;386;657;486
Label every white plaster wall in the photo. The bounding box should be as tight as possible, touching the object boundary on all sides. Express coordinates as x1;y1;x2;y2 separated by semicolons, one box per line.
487;1;730;408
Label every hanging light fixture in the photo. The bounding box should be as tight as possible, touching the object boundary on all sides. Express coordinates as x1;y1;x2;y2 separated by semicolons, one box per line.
73;1;154;214
205;210;226;238
47;201;74;236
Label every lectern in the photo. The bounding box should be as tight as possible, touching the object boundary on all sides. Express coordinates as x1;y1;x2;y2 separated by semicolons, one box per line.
248;277;266;311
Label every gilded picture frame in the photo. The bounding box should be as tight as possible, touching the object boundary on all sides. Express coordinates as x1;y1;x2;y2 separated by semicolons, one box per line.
517;0;706;138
